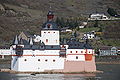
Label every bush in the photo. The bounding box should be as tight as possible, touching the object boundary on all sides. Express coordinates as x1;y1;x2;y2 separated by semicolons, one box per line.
107;8;118;16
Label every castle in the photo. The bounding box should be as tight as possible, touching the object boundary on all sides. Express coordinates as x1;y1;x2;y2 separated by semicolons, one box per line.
11;11;96;72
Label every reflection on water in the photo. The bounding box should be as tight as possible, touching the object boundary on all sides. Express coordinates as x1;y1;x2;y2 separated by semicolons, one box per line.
0;64;120;80
96;64;120;80
0;73;99;80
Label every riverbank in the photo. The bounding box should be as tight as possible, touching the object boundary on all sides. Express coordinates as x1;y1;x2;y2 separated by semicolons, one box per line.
0;69;103;74
95;55;120;64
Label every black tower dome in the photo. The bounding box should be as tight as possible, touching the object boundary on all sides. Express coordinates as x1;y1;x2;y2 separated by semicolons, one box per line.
42;11;59;30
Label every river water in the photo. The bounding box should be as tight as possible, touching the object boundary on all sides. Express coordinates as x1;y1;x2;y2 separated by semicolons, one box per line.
0;64;120;80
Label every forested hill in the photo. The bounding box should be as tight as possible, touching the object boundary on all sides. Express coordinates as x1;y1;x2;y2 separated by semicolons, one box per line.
0;0;120;16
0;0;120;46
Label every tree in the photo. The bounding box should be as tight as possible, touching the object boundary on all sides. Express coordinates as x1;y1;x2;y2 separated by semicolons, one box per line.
55;17;65;28
107;8;118;16
55;17;61;27
94;20;99;27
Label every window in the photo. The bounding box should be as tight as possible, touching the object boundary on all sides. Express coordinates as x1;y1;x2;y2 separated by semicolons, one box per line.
38;59;40;61
0;55;2;58
48;32;50;33
54;32;55;33
90;36;91;38
44;32;46;33
70;51;72;53
56;40;57;43
62;45;64;48
45;59;48;62
51;46;53;48
89;51;91;53
76;51;78;53
76;56;78;59
47;24;51;28
81;51;83;53
46;39;48;43
24;59;27;61
53;60;55;62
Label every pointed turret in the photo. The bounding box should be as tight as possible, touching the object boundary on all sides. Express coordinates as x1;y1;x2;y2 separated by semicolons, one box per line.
42;11;59;30
47;11;54;21
13;35;18;45
29;38;33;45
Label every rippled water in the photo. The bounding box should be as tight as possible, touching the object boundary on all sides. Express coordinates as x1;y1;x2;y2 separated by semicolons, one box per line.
0;73;99;80
0;64;120;80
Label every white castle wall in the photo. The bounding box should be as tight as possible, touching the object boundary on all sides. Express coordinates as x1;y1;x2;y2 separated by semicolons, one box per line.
41;30;59;45
11;49;64;72
66;49;85;61
66;49;94;61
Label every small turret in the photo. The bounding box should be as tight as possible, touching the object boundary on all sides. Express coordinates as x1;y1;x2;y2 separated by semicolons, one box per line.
42;11;59;30
47;11;54;21
13;35;18;45
29;38;33;45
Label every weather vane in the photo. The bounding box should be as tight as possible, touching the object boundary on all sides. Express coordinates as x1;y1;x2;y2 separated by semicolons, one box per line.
49;0;52;10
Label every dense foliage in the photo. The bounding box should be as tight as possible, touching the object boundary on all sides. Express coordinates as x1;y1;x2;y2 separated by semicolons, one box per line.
55;17;79;29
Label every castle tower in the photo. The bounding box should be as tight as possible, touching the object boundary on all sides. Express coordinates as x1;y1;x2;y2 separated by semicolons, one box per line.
41;11;59;45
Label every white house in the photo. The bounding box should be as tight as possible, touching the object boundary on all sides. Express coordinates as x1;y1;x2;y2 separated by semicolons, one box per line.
88;13;109;20
99;46;119;56
0;47;11;59
83;32;95;39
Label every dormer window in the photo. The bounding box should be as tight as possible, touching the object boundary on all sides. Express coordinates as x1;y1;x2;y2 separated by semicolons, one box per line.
51;46;53;48
47;24;51;28
41;46;43;48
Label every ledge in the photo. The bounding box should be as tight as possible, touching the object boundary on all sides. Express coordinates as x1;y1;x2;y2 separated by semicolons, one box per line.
0;69;103;74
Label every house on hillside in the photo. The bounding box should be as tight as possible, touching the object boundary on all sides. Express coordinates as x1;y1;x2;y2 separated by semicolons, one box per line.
83;32;95;39
61;27;72;32
79;22;88;29
0;4;5;11
0;46;10;59
88;13;109;20
99;46;120;56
